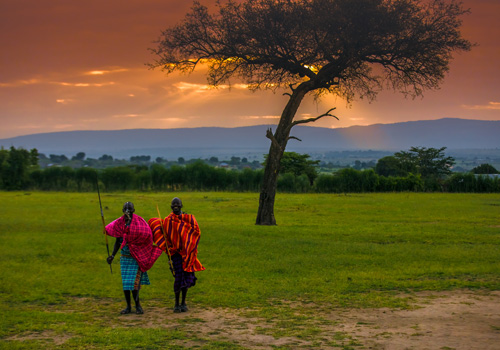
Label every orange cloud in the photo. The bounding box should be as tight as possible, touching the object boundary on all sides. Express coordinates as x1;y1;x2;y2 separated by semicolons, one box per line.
174;82;212;92
85;68;128;75
112;114;143;118
56;99;75;104
242;115;280;120
0;79;42;87
173;81;250;92
57;82;116;87
462;102;500;110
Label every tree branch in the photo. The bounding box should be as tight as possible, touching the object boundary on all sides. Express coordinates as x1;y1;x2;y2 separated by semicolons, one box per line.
287;136;302;142
266;128;282;150
290;108;339;129
283;83;299;97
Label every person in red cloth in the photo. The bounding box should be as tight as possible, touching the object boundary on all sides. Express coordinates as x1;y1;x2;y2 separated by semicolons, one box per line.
148;197;205;313
106;201;163;314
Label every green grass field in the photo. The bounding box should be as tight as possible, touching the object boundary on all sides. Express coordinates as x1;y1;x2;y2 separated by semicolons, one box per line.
1;191;499;349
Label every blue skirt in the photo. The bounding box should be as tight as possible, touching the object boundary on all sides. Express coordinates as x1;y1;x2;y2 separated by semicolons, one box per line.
120;246;150;291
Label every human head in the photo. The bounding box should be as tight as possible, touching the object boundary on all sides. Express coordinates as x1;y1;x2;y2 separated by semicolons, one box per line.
122;201;135;217
171;197;183;215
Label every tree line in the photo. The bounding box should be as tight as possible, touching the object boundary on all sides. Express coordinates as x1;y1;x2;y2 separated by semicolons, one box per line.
38;151;263;170
1;146;499;193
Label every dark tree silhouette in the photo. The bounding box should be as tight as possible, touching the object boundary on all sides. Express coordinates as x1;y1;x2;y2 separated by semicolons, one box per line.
375;156;404;177
471;164;499;175
149;0;472;225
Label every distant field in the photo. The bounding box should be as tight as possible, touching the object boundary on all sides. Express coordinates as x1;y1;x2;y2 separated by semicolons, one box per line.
1;191;499;349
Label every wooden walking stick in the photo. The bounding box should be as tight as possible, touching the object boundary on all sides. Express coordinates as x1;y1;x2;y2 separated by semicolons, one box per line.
156;204;175;276
96;176;112;274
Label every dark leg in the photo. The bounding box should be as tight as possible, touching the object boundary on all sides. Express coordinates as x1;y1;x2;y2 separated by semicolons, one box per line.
180;288;188;312
173;291;181;313
132;290;143;314
121;291;132;314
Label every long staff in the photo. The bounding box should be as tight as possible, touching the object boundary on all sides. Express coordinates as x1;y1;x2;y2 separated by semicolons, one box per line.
96;176;112;274
156;204;175;277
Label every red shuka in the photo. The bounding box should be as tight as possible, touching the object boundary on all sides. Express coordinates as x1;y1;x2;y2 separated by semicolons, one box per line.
105;214;163;272
148;213;205;273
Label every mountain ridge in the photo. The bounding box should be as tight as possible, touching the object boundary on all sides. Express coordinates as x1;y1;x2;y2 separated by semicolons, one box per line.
1;118;499;159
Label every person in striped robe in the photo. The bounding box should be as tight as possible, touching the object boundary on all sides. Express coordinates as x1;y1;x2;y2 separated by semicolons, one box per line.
148;197;205;313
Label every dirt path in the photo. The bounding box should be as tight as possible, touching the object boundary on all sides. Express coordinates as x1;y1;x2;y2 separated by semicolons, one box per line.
172;290;500;349
7;290;500;349
330;291;500;350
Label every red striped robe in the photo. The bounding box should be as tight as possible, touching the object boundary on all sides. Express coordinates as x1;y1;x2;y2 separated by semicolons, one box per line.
148;213;205;273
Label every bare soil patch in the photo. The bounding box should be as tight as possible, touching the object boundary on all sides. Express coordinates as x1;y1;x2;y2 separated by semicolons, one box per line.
7;290;500;349
134;290;500;349
330;290;500;350
177;291;500;349
7;331;73;346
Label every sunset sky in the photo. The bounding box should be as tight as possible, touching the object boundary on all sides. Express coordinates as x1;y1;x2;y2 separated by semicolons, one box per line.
1;0;499;139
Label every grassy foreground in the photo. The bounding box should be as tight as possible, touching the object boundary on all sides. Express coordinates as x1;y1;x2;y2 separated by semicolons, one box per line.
0;191;499;349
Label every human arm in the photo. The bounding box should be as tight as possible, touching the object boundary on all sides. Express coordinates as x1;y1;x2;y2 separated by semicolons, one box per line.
106;237;123;264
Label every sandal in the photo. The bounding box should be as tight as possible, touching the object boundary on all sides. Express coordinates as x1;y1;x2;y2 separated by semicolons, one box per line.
136;305;144;314
120;307;132;314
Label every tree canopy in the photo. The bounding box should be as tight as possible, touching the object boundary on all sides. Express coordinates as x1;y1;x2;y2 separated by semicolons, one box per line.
375;146;455;179
265;151;320;185
0;147;39;190
151;0;471;99
394;146;455;178
471;164;499;175
150;0;472;225
375;155;404;177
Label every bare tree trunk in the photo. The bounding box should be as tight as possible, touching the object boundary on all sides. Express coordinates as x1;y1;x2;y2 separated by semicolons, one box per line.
256;83;310;225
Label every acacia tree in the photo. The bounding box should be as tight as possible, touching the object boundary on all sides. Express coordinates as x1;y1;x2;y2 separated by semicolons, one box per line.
394;146;455;178
149;0;471;225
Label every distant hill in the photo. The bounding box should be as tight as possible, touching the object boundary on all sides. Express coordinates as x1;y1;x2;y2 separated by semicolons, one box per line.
1;118;499;159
